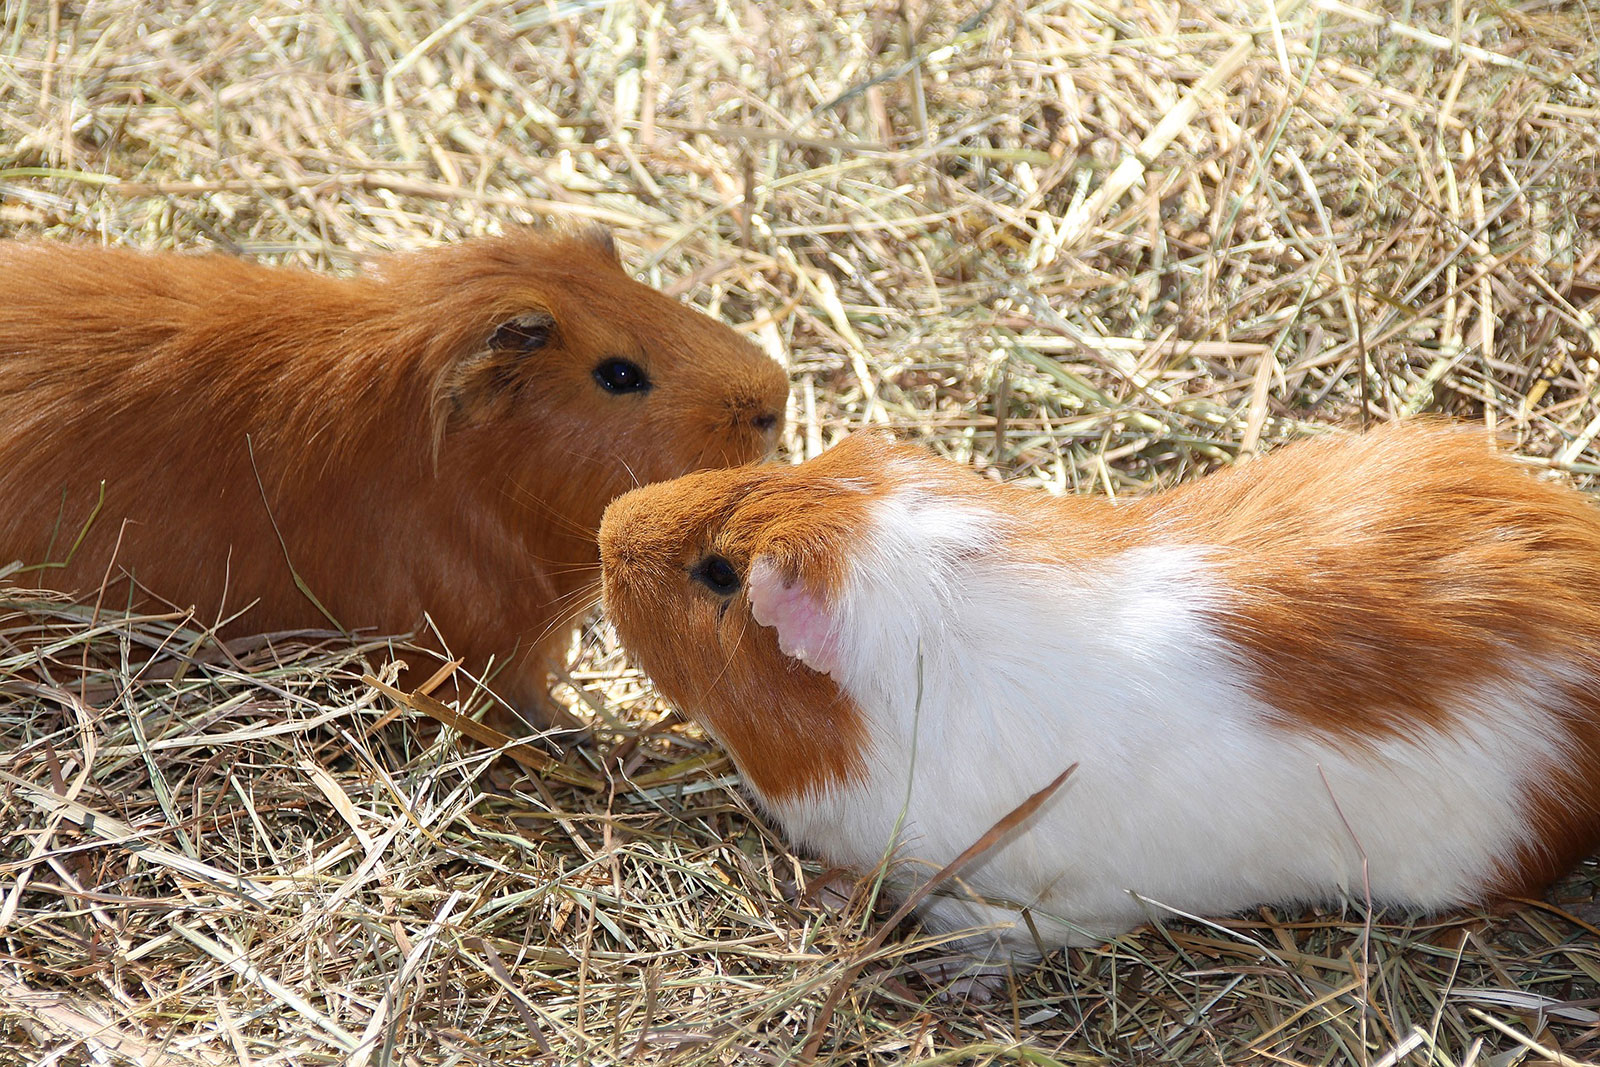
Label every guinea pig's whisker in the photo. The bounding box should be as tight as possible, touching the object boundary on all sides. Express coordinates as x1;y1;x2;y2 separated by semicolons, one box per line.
528;562;603;580
544;583;604;616
530;591;604;646
699;604;753;701
509;555;602;576
500;481;603;540
689;438;724;476
616;454;644;490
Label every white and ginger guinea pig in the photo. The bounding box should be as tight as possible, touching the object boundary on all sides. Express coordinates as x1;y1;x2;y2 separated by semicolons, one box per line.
0;229;788;727
600;422;1600;963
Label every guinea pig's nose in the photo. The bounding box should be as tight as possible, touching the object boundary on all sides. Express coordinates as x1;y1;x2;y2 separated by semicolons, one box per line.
597;502;634;563
752;411;779;434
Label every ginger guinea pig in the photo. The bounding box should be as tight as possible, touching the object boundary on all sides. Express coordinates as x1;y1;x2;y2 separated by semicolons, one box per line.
0;229;787;726
599;423;1600;964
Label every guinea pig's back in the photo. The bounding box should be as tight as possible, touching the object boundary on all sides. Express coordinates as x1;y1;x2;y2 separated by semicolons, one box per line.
1140;423;1600;689
1128;422;1600;893
0;244;366;430
1;243;275;360
0;243;385;600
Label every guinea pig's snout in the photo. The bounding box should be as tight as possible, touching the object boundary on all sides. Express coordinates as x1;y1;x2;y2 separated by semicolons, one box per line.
599;487;670;579
727;393;785;449
597;507;637;574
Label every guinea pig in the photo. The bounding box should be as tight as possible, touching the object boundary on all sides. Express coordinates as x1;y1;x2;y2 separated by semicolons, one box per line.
599;422;1600;966
0;229;787;729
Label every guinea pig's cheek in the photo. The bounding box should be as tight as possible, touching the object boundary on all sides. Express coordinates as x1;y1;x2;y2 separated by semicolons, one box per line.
747;558;842;678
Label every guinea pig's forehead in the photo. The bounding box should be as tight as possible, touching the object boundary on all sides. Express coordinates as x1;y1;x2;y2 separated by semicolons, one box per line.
724;473;880;543
654;469;768;526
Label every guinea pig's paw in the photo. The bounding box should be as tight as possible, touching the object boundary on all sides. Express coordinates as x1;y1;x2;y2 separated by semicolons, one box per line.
1563;899;1600;926
482;697;593;750
746;558;842;676
905;954;1016;1004
775;865;860;917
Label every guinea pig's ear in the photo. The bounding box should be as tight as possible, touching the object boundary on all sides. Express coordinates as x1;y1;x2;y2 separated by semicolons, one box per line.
487;309;557;352
437;308;559;434
582;227;620;265
747;557;844;678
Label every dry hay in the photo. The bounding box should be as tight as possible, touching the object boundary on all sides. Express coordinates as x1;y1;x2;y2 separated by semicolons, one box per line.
3;0;1600;1063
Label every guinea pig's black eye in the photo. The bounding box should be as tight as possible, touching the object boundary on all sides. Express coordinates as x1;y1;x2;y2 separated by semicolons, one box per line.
594;358;651;394
691;554;741;596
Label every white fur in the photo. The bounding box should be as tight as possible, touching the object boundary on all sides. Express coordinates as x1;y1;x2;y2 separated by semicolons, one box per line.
761;484;1573;956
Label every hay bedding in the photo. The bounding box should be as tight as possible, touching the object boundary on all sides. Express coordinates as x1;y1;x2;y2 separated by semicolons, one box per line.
2;0;1600;1062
